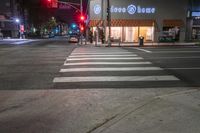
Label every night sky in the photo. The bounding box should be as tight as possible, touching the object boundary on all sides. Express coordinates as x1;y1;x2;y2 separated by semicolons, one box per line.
27;0;88;26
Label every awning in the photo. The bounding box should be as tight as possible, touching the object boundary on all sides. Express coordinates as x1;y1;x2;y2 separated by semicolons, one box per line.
163;19;184;27
88;20;102;27
89;19;155;27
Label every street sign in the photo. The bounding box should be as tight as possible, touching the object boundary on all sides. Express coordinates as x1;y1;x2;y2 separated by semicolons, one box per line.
58;3;71;9
52;0;58;8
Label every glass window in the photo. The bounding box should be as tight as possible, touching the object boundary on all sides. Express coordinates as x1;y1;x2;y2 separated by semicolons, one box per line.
111;27;122;39
139;27;154;42
105;27;122;41
124;27;138;42
104;26;154;42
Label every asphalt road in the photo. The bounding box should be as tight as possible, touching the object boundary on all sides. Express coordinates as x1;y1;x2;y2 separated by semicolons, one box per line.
0;39;76;90
0;40;200;133
0;41;200;89
124;46;200;87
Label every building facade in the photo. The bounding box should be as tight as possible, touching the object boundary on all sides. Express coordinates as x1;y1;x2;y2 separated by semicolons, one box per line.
186;0;200;41
89;0;191;44
0;0;21;38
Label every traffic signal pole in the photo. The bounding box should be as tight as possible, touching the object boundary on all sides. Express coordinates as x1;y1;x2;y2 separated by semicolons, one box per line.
80;0;83;45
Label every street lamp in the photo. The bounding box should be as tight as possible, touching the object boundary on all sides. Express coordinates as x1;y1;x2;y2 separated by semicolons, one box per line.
15;18;20;23
80;0;83;45
15;18;23;39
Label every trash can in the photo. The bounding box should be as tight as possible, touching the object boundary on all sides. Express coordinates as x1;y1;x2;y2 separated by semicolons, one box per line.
139;36;144;46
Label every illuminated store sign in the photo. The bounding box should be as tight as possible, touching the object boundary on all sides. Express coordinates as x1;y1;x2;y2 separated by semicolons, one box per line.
192;12;200;17
94;4;101;15
94;4;156;15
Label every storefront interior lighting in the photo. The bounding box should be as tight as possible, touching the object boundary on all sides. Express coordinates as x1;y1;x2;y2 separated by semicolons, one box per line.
195;17;200;20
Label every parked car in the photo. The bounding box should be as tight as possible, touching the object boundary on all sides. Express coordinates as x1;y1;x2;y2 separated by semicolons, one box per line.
68;35;79;43
42;34;49;39
49;32;55;38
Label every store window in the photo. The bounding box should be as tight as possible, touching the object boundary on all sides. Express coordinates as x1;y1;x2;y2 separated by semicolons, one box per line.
104;26;154;43
110;27;122;41
162;27;180;41
192;27;200;40
124;27;138;42
139;27;154;42
192;17;200;40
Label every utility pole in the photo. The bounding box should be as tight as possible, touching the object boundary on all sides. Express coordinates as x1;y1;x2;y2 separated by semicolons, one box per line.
107;0;111;47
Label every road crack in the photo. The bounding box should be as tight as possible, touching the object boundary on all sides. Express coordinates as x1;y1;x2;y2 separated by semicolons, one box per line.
86;115;118;133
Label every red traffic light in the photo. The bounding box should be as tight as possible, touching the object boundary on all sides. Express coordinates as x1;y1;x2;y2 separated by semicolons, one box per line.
80;26;84;31
47;0;51;2
80;15;85;21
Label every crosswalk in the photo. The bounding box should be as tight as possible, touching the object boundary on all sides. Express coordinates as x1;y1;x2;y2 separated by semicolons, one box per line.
53;47;185;89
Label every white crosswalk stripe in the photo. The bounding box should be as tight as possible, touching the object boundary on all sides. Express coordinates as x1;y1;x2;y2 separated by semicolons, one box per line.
69;54;138;58
53;76;179;83
71;52;133;55
53;47;181;88
60;67;163;72
64;62;152;66
66;57;143;61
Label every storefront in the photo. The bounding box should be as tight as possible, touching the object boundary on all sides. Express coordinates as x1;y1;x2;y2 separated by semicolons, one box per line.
89;0;189;44
190;12;200;40
185;0;200;41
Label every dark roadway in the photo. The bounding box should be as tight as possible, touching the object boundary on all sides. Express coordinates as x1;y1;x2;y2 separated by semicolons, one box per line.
0;40;200;90
124;46;200;87
0;40;76;90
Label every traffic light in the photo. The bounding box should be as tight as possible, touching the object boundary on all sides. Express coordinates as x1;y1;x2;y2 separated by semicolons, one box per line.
80;15;86;22
71;23;77;28
79;23;85;32
80;25;84;32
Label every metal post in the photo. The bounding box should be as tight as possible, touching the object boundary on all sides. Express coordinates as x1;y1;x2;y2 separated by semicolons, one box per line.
107;0;111;47
80;0;83;45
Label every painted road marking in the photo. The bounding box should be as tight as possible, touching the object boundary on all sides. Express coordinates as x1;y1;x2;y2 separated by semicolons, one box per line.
152;51;200;53
53;75;179;83
69;54;138;58
11;40;35;45
148;56;200;59
60;67;163;72
71;52;133;55
134;48;152;53
66;57;143;61
166;67;200;70
64;62;152;66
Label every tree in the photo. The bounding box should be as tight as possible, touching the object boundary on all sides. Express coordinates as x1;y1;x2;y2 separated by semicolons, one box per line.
40;17;57;35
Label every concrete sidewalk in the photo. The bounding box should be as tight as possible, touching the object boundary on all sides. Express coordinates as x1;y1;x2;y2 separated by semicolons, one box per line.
88;42;197;47
0;87;200;133
92;88;200;133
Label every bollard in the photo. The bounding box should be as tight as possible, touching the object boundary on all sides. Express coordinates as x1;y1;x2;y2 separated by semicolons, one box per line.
118;38;121;47
139;36;144;46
